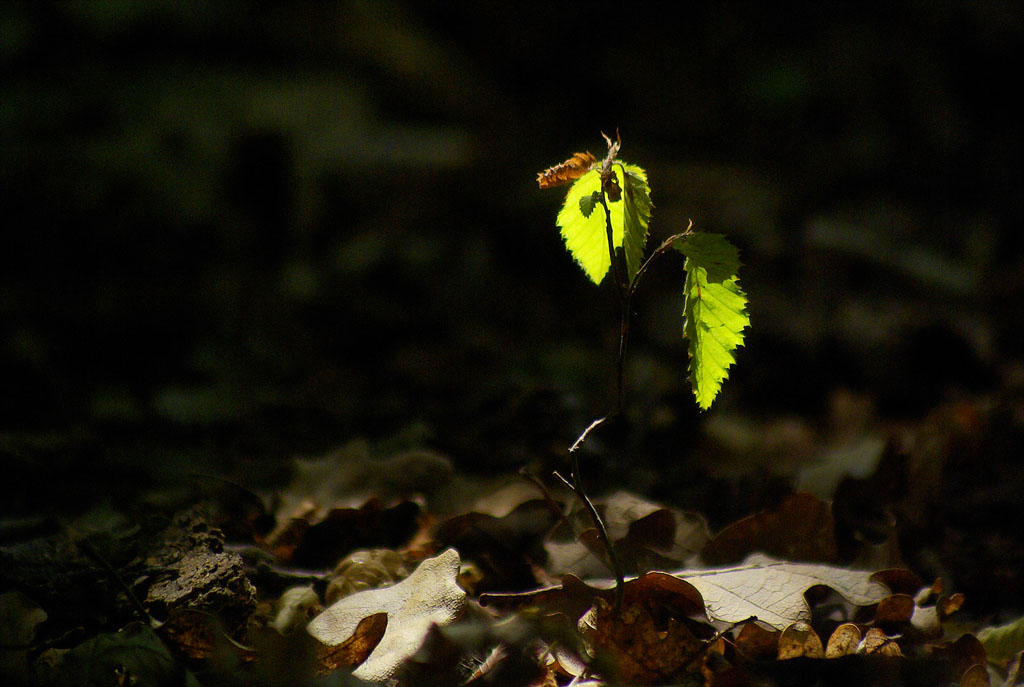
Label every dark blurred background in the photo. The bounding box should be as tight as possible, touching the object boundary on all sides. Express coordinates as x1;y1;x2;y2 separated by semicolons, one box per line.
2;1;1022;542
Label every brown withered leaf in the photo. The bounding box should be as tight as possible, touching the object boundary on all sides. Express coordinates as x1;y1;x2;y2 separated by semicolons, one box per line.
777;621;824;660
316;612;387;675
939;634;988;681
734;621;780;661
938;593;965;618
545;491;709;578
875;593;915;625
537;152;597;189
860;627;903;656
825;623;862;658
437;499;558;592
702;492;838;565
579;597;705;684
160;609;224;661
870;568;924;596
600;169;622;202
960;663;990;687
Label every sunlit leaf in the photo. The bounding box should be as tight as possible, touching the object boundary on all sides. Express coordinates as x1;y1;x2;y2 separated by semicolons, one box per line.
679;233;749;410
555;162;651;285
620;164;652;284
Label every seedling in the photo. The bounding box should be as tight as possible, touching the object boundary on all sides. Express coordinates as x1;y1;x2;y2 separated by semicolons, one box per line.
537;132;750;607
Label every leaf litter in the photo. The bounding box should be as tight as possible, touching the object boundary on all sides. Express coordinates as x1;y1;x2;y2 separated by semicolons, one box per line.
1;418;1018;687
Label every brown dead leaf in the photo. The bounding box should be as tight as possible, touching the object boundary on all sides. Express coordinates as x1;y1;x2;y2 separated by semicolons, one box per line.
537;152;597;189
702;492;838;565
160;609;223;661
777;621;824;660
860;627;903;656
579;597;705;683
939;592;966;618
735;621;780;661
875;593;915;625
316;612;387;674
545;491;710;577
942;634;989;681
825;623;862;658
870;568;924;596
436;498;559;591
960;663;990;687
306;548;467;681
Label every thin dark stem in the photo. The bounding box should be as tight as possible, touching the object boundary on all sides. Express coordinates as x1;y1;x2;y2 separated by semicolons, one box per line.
627;221;694;301
555;144;689;617
615;296;630;415
554;454;625;613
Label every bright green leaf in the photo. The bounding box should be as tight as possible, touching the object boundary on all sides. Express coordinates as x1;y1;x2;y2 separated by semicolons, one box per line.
558;169;612;284
556;162;651;285
676;232;742;284
619;163;652;284
682;234;749;410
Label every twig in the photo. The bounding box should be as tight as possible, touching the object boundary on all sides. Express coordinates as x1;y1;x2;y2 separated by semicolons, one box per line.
554;452;625;613
568;416;611;454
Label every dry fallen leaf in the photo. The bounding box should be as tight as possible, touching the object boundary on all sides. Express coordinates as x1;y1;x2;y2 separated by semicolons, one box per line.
734;621;779;661
825;623;862;658
306;548;467;681
579;597;705;684
678;554;889;629
860;627;903;656
777;621;824;660
316;612;387;675
701;492;838;565
482;553;889;633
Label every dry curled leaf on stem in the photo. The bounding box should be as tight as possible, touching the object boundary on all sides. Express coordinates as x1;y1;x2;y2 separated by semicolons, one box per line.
536;152;598;189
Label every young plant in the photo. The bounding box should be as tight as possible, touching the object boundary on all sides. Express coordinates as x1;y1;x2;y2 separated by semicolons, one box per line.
537;133;750;607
